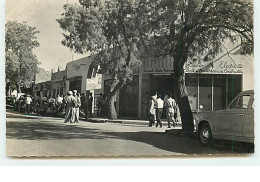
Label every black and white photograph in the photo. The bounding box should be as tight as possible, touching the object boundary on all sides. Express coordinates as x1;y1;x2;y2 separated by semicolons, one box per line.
5;0;254;157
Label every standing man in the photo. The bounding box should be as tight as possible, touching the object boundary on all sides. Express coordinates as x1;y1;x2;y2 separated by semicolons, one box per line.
64;91;76;123
88;92;93;118
96;93;103;116
147;92;157;127
73;90;81;123
155;94;164;128
166;93;177;128
80;93;86;113
25;95;32;114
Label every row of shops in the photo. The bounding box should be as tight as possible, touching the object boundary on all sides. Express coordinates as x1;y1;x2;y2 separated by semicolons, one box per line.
101;43;254;119
34;42;254;118
33;56;102;113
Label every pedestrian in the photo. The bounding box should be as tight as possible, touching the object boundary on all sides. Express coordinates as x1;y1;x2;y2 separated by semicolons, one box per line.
25;95;32;114
166;92;177;128
73;91;81;123
56;94;63;112
80;93;86;112
64;91;76;123
155;94;164;128
88;92;93;118
147;92;157;127
163;91;169;118
96;93;103;116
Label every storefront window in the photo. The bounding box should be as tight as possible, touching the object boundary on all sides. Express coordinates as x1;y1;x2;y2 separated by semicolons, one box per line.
185;74;198;112
119;76;139;117
227;75;242;105
213;75;227;110
199;75;212;111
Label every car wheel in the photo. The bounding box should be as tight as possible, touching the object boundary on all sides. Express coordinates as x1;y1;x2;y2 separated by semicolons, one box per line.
199;123;213;146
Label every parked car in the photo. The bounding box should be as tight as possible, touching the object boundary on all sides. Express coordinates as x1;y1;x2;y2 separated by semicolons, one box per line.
193;90;254;146
6;96;16;109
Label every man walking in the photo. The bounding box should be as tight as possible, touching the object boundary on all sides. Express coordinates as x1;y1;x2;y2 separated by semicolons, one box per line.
64;91;76;123
73;90;81;123
147;92;157;127
155;94;164;128
166;93;177;128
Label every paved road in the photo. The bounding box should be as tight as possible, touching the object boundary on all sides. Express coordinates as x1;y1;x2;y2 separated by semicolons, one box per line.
6;112;253;157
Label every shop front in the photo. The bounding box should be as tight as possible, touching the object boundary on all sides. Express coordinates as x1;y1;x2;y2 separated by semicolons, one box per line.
102;45;253;119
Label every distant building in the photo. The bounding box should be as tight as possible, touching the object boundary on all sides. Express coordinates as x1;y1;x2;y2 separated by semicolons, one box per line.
50;68;67;97
33;55;101;113
33;81;51;97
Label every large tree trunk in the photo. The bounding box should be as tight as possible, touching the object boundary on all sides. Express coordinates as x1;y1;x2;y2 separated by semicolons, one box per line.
107;94;117;119
173;72;194;132
173;35;194;132
106;78;126;120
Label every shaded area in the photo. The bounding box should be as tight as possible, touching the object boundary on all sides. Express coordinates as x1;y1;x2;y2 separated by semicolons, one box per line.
104;131;253;155
6;121;118;140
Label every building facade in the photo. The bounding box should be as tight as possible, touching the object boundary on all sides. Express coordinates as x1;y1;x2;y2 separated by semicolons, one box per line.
102;43;254;119
50;69;67;98
33;56;102;112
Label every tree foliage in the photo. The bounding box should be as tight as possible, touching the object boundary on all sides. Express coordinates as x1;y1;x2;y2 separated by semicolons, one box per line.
144;0;253;66
57;0;253;122
5;21;40;91
58;0;154;118
143;0;253;131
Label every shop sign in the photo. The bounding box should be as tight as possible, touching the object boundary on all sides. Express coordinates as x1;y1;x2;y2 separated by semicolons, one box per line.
184;60;243;74
142;56;174;73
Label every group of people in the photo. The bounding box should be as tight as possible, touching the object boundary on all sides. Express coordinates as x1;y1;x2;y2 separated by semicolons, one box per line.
144;92;178;128
13;90;95;121
64;90;94;123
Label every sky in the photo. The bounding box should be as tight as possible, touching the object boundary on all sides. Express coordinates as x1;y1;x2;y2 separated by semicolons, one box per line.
5;0;88;72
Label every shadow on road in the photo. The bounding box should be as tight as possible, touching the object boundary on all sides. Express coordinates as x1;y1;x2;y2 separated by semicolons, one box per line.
6;119;253;155
104;131;253;155
6;121;118;140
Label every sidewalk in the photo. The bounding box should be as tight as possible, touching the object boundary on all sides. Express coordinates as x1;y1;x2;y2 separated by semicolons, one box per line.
85;117;182;128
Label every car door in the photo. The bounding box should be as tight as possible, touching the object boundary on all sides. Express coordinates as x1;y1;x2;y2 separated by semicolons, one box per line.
219;94;251;139
243;96;254;141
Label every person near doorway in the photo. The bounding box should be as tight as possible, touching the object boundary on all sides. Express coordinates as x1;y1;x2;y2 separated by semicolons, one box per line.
64;91;76;123
163;91;169;117
88;92;94;118
96;93;103;116
147;92;157;127
155;94;164;128
80;93;86;113
166;92;177;128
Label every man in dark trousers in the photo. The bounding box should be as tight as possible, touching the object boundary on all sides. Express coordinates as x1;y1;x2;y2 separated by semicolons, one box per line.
88;92;93;118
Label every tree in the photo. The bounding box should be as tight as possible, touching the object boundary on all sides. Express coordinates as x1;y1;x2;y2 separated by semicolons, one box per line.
5;21;40;95
141;0;253;131
57;0;151;119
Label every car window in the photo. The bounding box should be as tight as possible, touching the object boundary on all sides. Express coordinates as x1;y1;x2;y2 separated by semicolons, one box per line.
229;95;251;109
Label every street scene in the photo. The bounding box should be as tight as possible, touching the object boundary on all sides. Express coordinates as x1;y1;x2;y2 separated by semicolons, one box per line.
5;0;254;157
6;110;253;157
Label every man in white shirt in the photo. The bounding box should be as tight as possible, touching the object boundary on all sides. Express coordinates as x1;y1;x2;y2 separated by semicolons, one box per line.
155;94;164;128
25;95;32;114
